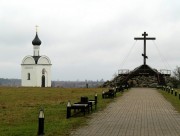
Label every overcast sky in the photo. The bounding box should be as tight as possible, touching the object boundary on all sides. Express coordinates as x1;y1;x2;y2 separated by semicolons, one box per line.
0;0;180;81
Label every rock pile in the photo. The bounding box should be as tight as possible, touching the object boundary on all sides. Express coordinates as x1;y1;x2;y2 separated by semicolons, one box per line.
103;75;171;88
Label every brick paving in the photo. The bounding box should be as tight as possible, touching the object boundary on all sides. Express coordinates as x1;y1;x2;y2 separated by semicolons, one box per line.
70;88;180;136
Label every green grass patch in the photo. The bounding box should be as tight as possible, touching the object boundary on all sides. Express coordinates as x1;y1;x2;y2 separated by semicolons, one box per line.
158;89;180;113
0;87;122;136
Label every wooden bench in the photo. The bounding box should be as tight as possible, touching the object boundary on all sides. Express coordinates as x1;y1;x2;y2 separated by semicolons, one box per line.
74;101;92;111
71;103;89;114
102;89;116;99
115;86;124;92
66;95;98;119
77;95;97;111
67;103;89;119
88;97;97;110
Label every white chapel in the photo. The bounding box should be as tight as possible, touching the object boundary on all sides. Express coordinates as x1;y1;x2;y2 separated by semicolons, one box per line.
21;29;52;87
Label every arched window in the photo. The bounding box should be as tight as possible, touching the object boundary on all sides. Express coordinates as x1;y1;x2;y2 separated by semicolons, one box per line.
42;69;46;75
27;73;30;80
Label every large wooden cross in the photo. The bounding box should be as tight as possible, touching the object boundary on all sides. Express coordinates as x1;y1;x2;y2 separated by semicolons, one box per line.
134;32;156;65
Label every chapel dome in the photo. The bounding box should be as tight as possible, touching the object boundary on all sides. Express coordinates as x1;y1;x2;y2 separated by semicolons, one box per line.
32;32;41;46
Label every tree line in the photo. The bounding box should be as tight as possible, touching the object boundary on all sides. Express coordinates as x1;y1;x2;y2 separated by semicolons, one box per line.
0;78;104;88
0;78;21;86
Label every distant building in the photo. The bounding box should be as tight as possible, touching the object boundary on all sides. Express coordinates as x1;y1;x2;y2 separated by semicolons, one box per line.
21;30;52;87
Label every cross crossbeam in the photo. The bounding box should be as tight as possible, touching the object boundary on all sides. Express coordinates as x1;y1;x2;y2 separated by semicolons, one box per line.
134;32;156;65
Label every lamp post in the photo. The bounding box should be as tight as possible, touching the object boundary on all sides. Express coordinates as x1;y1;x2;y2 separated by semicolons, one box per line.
95;93;98;109
95;93;98;104
66;101;71;119
102;91;105;99
171;88;174;95
38;108;45;136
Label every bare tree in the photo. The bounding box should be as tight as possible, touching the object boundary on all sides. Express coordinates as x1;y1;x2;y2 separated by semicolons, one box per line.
173;66;180;81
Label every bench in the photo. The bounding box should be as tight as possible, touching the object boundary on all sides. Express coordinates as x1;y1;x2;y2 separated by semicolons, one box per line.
102;89;116;99
71;103;89;115
76;95;97;111
89;100;96;109
115;86;124;92
67;103;89;119
66;95;98;119
74;101;92;111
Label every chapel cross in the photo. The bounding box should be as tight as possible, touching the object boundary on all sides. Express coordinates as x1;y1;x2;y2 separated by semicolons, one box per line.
134;32;156;65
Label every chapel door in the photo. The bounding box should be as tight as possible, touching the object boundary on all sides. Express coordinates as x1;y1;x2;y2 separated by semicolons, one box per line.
42;75;45;87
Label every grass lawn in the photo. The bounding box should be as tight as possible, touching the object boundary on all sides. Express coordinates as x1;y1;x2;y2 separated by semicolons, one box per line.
0;87;122;136
158;88;180;113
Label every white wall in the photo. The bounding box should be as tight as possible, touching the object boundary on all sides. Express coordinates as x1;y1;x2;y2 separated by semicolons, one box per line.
21;64;51;87
21;65;37;87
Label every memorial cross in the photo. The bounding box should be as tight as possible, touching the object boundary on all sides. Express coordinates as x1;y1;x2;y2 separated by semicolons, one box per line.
134;32;156;65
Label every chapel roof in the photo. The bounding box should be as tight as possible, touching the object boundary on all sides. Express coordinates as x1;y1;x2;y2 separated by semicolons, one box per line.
22;55;51;65
32;56;41;64
32;32;41;46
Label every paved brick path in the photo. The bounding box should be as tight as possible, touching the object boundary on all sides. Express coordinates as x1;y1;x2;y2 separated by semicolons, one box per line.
70;88;180;136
